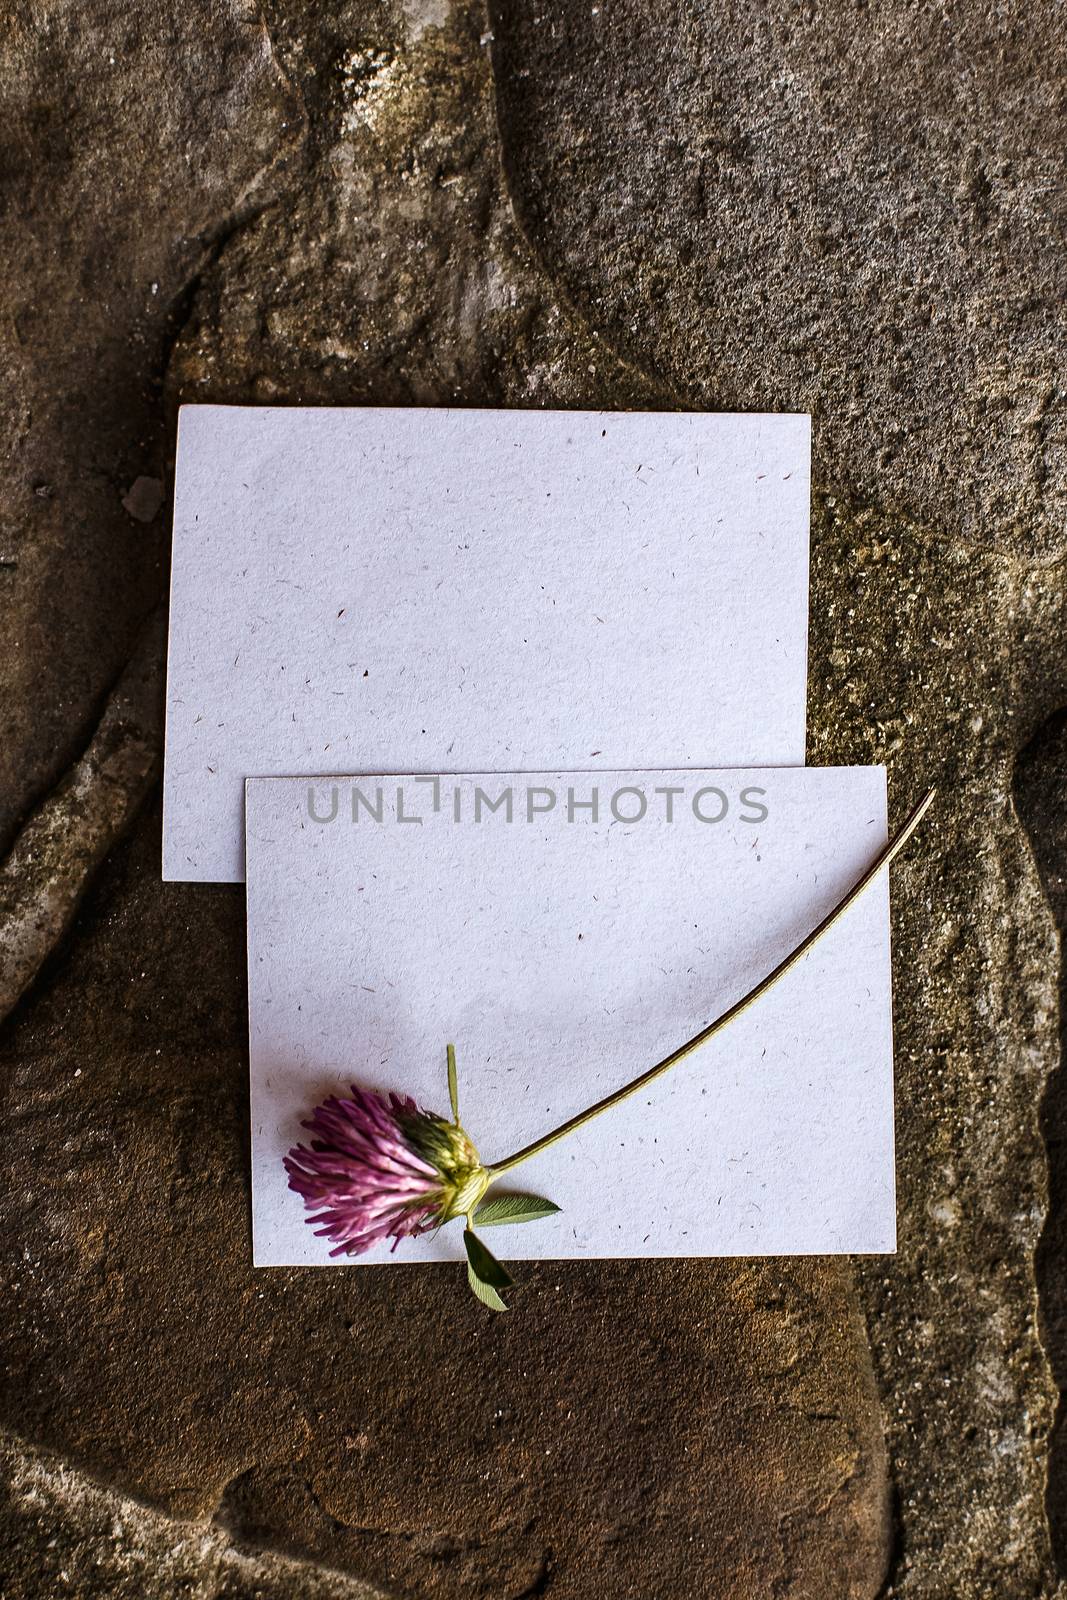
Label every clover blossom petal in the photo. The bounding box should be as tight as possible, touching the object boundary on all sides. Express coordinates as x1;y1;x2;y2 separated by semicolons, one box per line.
284;1086;488;1257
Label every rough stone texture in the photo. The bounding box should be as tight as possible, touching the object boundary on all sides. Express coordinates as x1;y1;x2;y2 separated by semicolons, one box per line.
0;5;893;1594
0;0;300;852
488;0;1067;559
0;1435;387;1599
804;501;1064;1597
0;608;164;1021
0;813;891;1595
1017;712;1067;1572
1;0;1065;1595
170;0;659;413
485;4;1067;1587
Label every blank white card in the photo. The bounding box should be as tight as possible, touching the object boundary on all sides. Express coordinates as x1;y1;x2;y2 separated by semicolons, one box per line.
164;407;810;881
247;767;894;1265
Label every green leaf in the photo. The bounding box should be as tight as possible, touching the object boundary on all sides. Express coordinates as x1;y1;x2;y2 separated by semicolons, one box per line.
464;1228;514;1291
447;1042;459;1123
474;1193;561;1227
467;1261;507;1312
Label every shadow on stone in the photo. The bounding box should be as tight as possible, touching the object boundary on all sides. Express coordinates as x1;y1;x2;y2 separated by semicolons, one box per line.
1014;707;1067;1572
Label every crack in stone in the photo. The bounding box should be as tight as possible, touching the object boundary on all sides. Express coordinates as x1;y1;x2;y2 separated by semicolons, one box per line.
0;609;164;1026
0;1429;390;1598
1013;708;1067;1580
0;1;309;1029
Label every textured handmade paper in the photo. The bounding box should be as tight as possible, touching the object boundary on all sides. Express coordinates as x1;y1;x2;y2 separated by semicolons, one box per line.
164;406;810;881
246;766;894;1265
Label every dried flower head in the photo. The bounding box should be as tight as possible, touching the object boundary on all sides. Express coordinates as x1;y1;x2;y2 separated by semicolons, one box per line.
285;1086;489;1257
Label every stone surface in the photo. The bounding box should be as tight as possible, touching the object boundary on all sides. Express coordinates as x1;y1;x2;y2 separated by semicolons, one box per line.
1;0;1065;1595
0;608;164;1022
488;0;1067;560
0;0;300;852
1;798;890;1599
1016;712;1067;1571
169;0;659;414
804;499;1064;1597
0;1434;387;1599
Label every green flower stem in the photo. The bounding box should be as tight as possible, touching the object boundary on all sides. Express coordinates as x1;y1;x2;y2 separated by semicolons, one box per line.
486;787;935;1180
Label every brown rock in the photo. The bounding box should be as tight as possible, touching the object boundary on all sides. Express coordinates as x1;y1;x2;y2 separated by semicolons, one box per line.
488;0;1067;560
4;0;1066;1593
0;1433;387;1598
0;608;164;1022
0;804;890;1596
0;1;891;1595
0;0;300;849
1016;712;1067;1572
